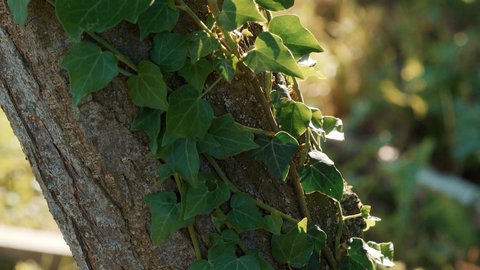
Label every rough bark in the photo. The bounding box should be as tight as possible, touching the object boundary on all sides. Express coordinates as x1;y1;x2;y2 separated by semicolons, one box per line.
0;1;363;269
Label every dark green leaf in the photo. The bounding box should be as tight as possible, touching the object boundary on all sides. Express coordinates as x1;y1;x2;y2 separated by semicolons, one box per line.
277;99;312;137
151;32;188;72
127;61;169;110
144;192;191;245
188;31;219;63
207;115;259;159
322;116;344;141
217;0;266;31
163;85;214;145
197;134;221;154
157;164;174;182
62;42;118;106
227;193;264;232
249;251;275;270
179;59;214;91
300;151;344;201
309;107;322;129
339;238;375;270
190;260;214;270
56;0;150;39
263;212;283;235
253;132;299;181
244;32;304;79
7;0;30;26
208;233;237;263
216;254;261;270
255;0;294;11
138;1;179;40
307;224;326;254
367;241;395;267
159;138;200;184
214;56;237;83
269;15;323;59
271;218;314;268
131;108;163;154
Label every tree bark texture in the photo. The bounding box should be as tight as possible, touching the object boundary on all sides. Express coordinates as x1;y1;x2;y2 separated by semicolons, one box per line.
0;1;363;269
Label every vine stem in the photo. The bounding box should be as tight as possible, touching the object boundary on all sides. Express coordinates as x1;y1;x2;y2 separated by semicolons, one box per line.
200;77;223;98
291;77;305;103
204;155;298;223
335;200;345;260
289;169;311;220
343;213;363;221
238;124;275;136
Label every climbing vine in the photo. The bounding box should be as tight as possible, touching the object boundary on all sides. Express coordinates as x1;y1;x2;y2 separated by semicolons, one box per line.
8;0;394;269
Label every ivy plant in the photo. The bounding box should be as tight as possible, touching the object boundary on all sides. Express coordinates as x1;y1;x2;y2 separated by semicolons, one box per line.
8;0;395;269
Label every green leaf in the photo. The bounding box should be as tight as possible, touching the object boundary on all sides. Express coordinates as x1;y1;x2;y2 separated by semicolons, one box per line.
157;164;174;182
253;132;299;181
249;251;275;270
277;99;312;137
151;32;188;72
159;138;200;184
214;56;237;83
227;193;264;233
55;0;150;39
263;212;283;235
309;107;322;129
208;233;237;263
244;32;304;79
197;134;221;154
183;173;230;219
271;218;314;268
255;0;294;11
269;15;323;59
188;31;219;63
131;108;163;154
190;260;214;270
307;224;326;254
367;241;395;267
144;192;191;245
138;1;180;40
206;115;259;159
322;116;344;141
61;42;118;106
7;0;30;27
300;151;344;201
299;65;326;80
339;238;375;270
178;59;214;91
217;0;266;31
163;85;214;145
127;61;169;110
216;254;261;270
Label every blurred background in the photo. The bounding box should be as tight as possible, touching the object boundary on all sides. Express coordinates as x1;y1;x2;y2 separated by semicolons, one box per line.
1;0;479;269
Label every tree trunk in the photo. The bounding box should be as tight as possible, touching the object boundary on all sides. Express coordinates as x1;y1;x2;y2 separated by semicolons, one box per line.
0;1;363;269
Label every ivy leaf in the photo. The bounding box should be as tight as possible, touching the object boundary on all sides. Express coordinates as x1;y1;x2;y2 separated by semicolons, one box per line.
253;132;299;181
127;61;169;110
131;108;163;154
206;115;259;159
269;15;323;59
244;32;304;79
190;260;214;270
163;85;214;146
157;164;174;182
227;193;264;233
151;32;188;72
144;192;191;245
208;232;237;263
178;59;214;91
217;0;266;31
307;224;327;254
215;254;261;270
55;0;150;39
7;0;30;27
255;0;294;11
159;138;200;185
299;65;326;80
309;107;323;129
263;212;283;235
322;116;344;141
214;56;237;83
61;42;118;106
248;251;275;270
187;31;219;63
367;241;395;267
300;151;344;201
197;134;221;154
339;238;375;270
183;173;230;219
271;218;314;268
138;1;179;40
277;99;312;137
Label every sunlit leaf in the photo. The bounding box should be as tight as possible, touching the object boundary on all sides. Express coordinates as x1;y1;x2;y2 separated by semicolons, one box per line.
61;42;118;106
127;61;169;110
217;0;266;31
255;0;294;11
322;116;344;141
214;56;237;83
269;15;323;59
277;99;312;137
367;241;395;267
244;32;304;79
188;31;219;63
138;1;180;40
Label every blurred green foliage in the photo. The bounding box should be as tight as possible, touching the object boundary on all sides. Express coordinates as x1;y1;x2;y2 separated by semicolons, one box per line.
294;0;480;268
